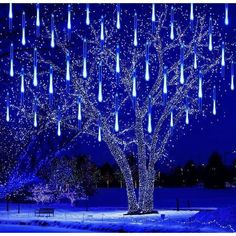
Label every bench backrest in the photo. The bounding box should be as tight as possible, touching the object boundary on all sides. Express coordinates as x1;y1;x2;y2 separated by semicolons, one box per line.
38;208;54;213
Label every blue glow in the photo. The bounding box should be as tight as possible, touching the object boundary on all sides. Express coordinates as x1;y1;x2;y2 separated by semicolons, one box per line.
163;66;167;94
100;16;104;42
33;47;38;87
9;3;13;32
21;11;26;46
190;3;194;21
10;43;14;77
208;17;213;51
213;86;217;115
116;4;120;29
170;6;174;40
147;95;152;134
86;4;90;26
152;4;155;22
9;3;13;19
6;92;10;122
132;69;137;98
57;121;61;136
83;39;87;79
185;108;189;125
98;62;103;102
36;4;40;27
116;44;120;74
77;97;82;121
115;94;119;132
231;62;235;91
49;66;53;94
225;3;229;26
134;11;138;47
51;14;55;48
66;51;70;81
145;41;150;81
221;41;225;67
98;126;102;142
198;71;203;98
20;68;25;93
98;115;102;142
34;111;37;127
194;43;197;69
180;43;184;84
170;110;174;128
67;4;71;30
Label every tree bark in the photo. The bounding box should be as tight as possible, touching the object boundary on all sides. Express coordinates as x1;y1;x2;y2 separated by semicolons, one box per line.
142;168;156;213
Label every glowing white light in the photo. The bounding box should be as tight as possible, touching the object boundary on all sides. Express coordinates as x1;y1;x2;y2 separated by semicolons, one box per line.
185;109;189;125
66;52;70;81
6;106;10;122
231;76;234;91
115;111;119;132
170;111;174;128
134;12;138;47
98;81;103;102
100;16;104;41
116;45;120;73
208;17;213;51
86;4;90;26
152;4;155;22
33;48;38;86
21;69;25;93
36;4;40;27
51;14;55;48
163;66;167;94
190;3;194;21
78;102;82;121
49;66;53;94
67;4;71;30
180;64;184;84
9;3;13;19
213;99;216;115
198;74;203;98
10;43;14;77
194;45;197;69
145;60;149;81
170;6;174;40
98;126;102;142
148;112;152;134
116;4;120;29
34;111;37;127
21;12;26;46
221;42;225;67
57;120;61;136
225;4;229;26
132;73;137;98
83;58;87;79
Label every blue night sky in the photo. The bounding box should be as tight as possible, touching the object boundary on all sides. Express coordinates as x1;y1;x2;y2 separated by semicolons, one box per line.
0;3;236;171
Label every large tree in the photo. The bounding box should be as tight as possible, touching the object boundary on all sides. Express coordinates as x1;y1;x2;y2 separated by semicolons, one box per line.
0;3;234;214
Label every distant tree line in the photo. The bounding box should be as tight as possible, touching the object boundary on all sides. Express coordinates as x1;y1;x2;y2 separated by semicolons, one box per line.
1;152;236;205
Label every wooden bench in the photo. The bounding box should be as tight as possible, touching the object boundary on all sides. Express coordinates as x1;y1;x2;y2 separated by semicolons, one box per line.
35;208;55;217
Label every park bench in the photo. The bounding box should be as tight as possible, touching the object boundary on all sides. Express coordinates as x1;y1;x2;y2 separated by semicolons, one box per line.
35;208;55;217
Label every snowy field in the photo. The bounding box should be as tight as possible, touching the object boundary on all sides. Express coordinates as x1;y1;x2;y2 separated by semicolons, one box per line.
0;188;235;232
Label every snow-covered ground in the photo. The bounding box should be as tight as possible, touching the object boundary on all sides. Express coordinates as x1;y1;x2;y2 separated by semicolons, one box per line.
0;188;236;232
0;203;235;232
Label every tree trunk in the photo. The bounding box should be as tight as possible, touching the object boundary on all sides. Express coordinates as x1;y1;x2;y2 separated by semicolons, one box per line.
142;168;156;213
123;172;139;214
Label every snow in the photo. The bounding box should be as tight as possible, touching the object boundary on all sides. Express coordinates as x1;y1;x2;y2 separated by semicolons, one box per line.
0;187;236;232
0;204;199;232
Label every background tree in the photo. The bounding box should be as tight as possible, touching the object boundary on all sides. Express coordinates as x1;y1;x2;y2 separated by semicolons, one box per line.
204;152;226;189
0;3;234;214
183;160;197;186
